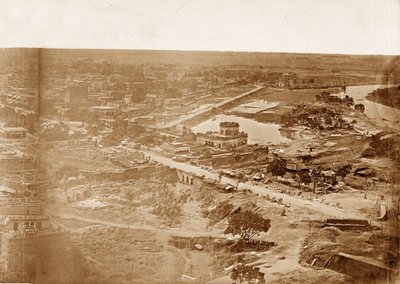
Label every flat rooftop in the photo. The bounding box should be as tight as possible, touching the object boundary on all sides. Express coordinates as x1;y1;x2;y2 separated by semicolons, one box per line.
92;106;118;110
0;127;28;132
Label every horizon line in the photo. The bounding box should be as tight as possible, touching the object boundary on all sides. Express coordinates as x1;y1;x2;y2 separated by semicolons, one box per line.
2;47;397;57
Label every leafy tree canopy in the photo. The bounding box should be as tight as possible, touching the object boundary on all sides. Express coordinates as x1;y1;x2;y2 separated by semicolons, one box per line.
224;211;271;243
231;264;266;284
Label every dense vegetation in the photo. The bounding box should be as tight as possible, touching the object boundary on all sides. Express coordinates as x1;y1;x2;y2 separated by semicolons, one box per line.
362;132;400;169
367;86;400;110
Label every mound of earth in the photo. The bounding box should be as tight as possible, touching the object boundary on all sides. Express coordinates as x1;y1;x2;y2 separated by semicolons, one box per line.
300;227;343;267
269;268;354;284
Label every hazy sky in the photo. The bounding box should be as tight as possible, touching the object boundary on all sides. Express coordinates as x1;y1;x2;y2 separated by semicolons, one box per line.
1;0;399;55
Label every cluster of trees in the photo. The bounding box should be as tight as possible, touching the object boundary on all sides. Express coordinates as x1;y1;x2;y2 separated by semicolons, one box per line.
231;264;266;284
223;210;271;282
151;170;191;224
316;90;354;106
282;105;348;131
152;184;191;224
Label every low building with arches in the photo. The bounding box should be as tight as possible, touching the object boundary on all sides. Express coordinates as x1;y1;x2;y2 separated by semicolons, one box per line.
177;170;202;187
63;185;92;203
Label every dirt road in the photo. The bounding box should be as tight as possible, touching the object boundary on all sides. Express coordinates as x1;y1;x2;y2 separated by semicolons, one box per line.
50;211;226;238
143;150;367;219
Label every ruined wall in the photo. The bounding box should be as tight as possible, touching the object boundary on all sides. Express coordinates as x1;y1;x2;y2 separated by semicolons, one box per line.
93;165;158;181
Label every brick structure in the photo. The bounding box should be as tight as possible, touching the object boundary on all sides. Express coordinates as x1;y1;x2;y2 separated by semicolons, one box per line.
0;197;68;283
196;122;247;149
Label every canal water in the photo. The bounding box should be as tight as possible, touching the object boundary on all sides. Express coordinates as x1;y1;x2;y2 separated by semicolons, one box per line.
346;85;400;129
191;114;288;145
191;85;400;145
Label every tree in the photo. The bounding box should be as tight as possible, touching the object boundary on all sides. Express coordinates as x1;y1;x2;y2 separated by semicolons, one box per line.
224;211;271;243
337;165;351;180
152;184;191;224
310;167;322;193
268;158;286;177
299;171;311;184
296;171;311;190
231;264;265;284
151;169;186;223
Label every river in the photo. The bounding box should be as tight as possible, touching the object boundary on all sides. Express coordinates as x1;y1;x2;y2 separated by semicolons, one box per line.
346;84;400;130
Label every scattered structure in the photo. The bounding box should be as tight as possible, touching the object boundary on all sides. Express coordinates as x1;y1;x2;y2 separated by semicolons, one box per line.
326;252;393;282
0;127;28;139
91;105;120;118
279;127;297;139
322;218;372;231
161;141;191;157
321;170;337;185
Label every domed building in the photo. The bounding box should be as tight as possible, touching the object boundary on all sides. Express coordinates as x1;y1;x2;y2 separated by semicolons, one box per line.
196;122;247;149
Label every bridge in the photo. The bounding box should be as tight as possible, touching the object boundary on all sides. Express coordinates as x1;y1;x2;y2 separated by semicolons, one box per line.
154;86;265;130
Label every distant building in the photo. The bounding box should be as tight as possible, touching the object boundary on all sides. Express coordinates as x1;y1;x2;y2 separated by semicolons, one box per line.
91;105;119;118
145;94;164;108
321;170;337;185
0;127;28;139
279;127;296;140
164;98;182;110
196;122;247;149
161;141;191;156
59;85;89;105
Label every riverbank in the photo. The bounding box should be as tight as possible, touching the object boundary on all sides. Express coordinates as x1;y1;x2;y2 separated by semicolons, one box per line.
366;86;400;111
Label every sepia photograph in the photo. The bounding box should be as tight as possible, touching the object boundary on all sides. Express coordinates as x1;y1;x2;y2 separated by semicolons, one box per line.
0;0;399;283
